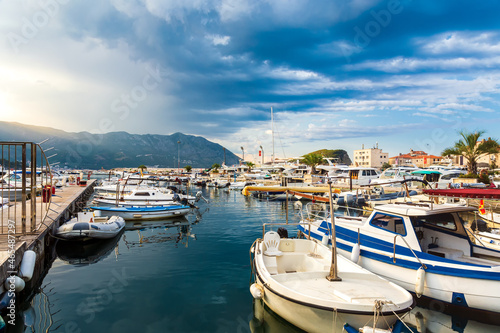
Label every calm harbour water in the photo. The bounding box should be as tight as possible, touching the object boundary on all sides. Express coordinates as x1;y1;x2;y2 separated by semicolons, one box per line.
11;186;500;332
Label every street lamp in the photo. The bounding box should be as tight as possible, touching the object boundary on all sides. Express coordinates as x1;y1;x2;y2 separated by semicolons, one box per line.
177;140;181;173
259;145;264;165
240;146;244;164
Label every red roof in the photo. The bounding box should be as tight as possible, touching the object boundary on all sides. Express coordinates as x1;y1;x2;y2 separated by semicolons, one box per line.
423;188;500;199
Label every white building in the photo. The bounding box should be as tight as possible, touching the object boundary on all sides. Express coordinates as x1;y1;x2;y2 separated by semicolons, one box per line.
353;143;389;168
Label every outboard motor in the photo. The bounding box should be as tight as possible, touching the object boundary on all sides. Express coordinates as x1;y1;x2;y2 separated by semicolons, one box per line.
195;191;209;203
277;227;288;238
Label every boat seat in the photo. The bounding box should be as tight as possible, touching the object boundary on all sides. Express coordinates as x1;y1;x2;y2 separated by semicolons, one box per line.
263;255;279;275
427;247;464;259
263;231;283;256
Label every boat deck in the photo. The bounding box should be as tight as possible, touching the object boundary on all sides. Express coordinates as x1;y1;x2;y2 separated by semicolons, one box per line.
273;270;390;304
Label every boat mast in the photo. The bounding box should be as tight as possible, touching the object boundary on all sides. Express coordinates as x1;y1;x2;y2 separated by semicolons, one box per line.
271;107;275;165
326;179;341;282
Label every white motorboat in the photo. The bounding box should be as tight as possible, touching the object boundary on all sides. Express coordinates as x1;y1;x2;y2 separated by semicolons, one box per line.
298;201;500;314
93;187;197;206
250;233;414;332
91;204;191;220
0;185;32;201
0;197;8;211
370;166;420;186
56;211;125;241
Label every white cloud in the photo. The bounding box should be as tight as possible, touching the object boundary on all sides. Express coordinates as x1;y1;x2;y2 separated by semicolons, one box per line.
205;34;231;46
417;31;500;55
346;56;500;72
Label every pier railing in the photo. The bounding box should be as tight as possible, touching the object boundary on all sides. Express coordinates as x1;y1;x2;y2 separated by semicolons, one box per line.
0;142;52;235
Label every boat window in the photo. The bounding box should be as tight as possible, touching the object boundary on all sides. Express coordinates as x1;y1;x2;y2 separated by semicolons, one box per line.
410;213;457;231
369;213;406;235
440;173;460;180
135;192;151;196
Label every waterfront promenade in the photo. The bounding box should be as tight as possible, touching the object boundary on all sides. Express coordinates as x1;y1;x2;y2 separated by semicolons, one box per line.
0;181;96;291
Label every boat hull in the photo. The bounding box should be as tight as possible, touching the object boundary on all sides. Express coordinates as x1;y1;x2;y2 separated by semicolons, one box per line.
92;206;191;220
299;222;500;314
255;274;403;333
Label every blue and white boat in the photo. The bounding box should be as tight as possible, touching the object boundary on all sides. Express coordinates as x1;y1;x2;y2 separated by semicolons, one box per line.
91;205;191;220
298;202;500;314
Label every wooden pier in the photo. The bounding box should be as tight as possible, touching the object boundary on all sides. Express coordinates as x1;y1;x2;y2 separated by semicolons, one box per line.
0;181;96;295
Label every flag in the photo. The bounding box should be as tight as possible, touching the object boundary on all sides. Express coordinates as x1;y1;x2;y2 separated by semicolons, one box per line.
259;150;261;157
479;199;486;215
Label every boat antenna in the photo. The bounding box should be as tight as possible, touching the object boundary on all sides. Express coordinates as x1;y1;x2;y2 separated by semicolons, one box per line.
271;107;275;165
326;179;342;282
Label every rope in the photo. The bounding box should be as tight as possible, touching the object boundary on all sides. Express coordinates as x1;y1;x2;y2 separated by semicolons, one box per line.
249;238;261;286
361;300;416;333
47;232;72;241
333;307;338;333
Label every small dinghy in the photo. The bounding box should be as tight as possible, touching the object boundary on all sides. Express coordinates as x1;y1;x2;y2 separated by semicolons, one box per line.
56;211;125;241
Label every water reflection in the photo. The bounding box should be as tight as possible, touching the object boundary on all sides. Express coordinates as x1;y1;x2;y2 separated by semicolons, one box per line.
122;218;197;249
56;235;121;266
250;298;500;333
249;299;304;333
404;306;500;333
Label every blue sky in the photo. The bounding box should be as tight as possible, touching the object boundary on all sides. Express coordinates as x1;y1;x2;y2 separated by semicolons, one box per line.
1;0;499;163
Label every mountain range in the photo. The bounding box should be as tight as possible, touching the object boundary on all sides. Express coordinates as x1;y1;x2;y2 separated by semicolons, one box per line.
0;121;240;169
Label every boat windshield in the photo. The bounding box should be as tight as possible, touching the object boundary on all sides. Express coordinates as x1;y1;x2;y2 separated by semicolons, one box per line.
380;169;396;179
410;213;458;231
369;212;406;235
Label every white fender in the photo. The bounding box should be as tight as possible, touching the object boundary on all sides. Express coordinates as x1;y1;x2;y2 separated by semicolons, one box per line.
321;234;329;246
415;267;426;297
350;243;360;263
5;275;25;293
20;250;37;281
250;283;264;299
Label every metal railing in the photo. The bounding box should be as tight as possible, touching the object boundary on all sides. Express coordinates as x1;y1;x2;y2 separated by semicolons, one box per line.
1;142;52;235
393;234;427;269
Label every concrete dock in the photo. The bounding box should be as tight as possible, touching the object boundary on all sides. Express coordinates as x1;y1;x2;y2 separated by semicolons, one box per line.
0;180;96;297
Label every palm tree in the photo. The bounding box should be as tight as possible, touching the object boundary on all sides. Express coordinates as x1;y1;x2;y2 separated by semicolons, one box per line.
138;165;147;174
246;162;255;172
442;130;499;175
302;153;324;174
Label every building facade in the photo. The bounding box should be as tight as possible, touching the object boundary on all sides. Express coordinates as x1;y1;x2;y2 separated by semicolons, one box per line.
353;144;389;168
388;149;444;168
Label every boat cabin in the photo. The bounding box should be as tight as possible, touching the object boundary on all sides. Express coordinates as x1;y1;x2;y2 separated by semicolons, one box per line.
363;203;478;259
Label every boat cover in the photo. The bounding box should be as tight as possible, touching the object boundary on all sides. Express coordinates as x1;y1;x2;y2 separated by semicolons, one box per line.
423;188;500;199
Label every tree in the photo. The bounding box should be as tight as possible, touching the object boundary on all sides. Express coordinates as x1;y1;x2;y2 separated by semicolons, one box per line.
138;165;147;173
246;162;255;171
211;163;221;173
381;162;392;171
442;130;500;175
301;153;324;174
185;165;192;173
